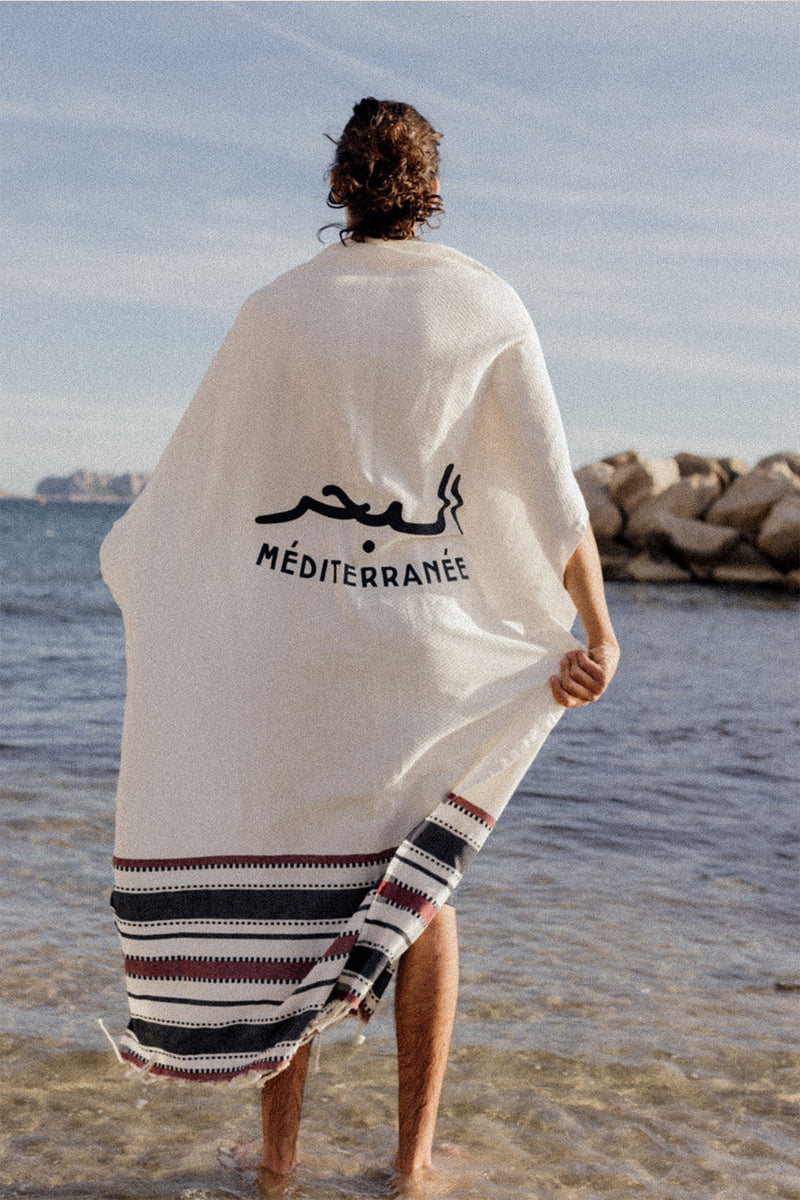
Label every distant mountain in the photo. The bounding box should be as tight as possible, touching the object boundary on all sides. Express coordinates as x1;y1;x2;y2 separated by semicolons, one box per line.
34;469;150;503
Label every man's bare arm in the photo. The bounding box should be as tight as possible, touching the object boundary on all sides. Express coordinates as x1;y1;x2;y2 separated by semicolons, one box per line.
549;525;620;708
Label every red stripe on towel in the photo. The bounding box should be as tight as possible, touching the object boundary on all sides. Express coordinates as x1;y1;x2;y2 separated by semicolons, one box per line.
124;956;312;982
446;792;496;827
377;880;437;924
322;933;359;959
120;1046;292;1082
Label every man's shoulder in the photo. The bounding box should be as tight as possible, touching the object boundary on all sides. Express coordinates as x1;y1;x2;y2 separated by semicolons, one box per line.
411;241;532;336
239;239;532;339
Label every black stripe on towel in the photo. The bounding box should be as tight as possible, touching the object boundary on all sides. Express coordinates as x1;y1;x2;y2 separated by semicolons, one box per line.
111;885;372;924
407;822;480;872
341;944;396;984
392;853;452;888
362;916;414;946
128;1010;316;1058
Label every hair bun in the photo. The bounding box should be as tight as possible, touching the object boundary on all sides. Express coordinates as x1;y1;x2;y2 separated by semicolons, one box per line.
325;99;443;242
352;97;383;126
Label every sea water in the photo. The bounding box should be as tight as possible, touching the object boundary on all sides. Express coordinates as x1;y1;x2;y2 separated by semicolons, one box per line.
1;497;798;1199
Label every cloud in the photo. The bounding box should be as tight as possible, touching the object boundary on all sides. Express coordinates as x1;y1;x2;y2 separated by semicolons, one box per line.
461;177;796;227
547;333;797;386
2;0;795;494
677;121;800;160
1;389;183;490
0;220;315;313
222;3;477;118
0;93;322;166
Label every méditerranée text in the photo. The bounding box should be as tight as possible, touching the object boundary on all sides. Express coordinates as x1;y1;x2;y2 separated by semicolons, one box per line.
256;540;470;588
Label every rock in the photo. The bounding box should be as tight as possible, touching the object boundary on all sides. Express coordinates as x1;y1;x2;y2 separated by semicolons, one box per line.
71;468;112;495
35;475;71;498
672;453;750;482
675;453;727;481
710;542;787;587
602;449;644;468
756;451;800;479
35;469;98;499
110;472;148;499
668;473;724;517
624;552;692;583
705;467;800;534
609;457;680;516
712;564;787;587
650;512;740;564
625;473;722;547
576;462;615;489
565;451;799;588
596;539;634;581
685;559;715;582
575;462;624;539
34;469;149;502
717;457;751;482
757;495;800;568
587;500;624;541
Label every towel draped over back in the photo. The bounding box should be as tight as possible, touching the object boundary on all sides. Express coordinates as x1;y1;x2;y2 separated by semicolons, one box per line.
100;238;588;1082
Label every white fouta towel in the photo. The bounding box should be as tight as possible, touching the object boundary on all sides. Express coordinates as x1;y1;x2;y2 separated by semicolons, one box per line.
100;237;588;1082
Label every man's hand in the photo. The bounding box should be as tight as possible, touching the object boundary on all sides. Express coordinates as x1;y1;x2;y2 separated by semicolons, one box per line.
549;642;620;708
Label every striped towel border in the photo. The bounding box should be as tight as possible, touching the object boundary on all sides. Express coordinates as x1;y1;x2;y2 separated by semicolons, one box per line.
110;792;495;1083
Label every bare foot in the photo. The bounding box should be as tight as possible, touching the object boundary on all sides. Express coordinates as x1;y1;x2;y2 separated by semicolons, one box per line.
217;1138;262;1171
257;1165;303;1194
219;1141;300;1194
393;1143;473;1193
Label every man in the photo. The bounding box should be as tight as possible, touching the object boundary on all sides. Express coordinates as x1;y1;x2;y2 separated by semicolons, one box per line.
101;98;619;1181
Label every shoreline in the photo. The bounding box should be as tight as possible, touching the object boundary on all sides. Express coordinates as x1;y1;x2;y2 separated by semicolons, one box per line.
0;492;131;505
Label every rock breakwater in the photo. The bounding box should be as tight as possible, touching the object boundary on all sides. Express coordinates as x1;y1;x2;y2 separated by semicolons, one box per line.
34;469;149;503
576;451;799;591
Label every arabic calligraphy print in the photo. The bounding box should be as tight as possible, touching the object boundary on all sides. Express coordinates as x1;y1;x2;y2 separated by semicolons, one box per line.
255;464;464;540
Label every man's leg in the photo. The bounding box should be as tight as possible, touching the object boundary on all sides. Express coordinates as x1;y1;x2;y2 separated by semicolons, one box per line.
394;903;459;1173
260;1038;313;1176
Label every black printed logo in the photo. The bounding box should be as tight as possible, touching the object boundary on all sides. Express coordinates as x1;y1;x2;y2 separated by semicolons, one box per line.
255;463;463;547
253;464;469;590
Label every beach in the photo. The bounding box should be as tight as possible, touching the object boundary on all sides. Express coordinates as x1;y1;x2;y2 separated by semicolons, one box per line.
1;496;798;1199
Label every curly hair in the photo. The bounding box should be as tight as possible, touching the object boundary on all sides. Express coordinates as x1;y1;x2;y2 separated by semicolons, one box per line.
323;98;443;242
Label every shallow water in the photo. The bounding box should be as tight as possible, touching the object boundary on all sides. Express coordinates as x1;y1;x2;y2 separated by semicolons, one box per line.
1;498;799;1198
2;1034;799;1199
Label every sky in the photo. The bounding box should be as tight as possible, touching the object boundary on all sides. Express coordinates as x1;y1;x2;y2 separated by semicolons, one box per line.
1;0;797;494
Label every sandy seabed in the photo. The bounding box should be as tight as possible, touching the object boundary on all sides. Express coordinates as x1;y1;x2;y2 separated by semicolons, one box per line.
2;1028;799;1200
